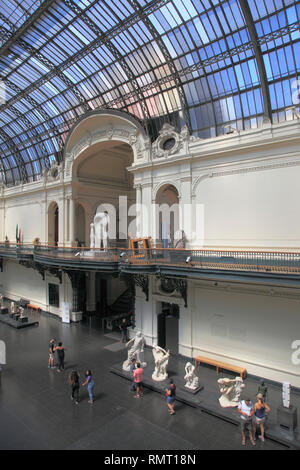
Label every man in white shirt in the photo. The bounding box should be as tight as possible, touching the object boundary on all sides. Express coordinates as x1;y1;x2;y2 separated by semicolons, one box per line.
237;398;255;446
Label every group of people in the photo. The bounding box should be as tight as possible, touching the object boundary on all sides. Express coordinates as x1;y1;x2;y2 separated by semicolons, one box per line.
129;357;176;415
48;338;95;404
48;338;65;372
238;394;271;446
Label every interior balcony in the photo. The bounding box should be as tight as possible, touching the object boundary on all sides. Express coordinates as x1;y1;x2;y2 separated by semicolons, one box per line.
0;242;300;287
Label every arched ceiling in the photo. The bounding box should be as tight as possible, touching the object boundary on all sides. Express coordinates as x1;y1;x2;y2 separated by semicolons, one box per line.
0;0;299;185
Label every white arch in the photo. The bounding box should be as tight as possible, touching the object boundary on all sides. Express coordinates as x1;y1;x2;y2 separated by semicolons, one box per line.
63;109;149;180
192;173;213;198
153;181;182;201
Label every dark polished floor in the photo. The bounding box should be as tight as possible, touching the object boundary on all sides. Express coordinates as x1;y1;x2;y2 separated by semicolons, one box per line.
0;312;287;451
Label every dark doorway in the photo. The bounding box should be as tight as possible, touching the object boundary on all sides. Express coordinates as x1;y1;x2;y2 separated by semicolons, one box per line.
157;302;179;355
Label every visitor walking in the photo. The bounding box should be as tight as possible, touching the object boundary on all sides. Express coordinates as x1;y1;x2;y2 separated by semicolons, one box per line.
69;369;80;405
82;370;95;404
119;318;128;343
48;339;56;368
165;378;176;415
130;358;137;392
54;342;66;372
253;393;270;442
237;398;255;446
133;362;143;398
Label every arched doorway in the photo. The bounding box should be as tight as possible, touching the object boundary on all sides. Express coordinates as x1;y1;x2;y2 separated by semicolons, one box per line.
48;202;59;246
155;184;179;248
75;140;135;246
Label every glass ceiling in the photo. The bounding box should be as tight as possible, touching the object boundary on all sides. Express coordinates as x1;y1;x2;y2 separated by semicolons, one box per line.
0;0;299;185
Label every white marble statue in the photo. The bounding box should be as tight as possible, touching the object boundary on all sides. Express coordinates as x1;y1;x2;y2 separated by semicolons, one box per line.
90;222;95;249
122;331;147;371
94;211;109;250
10;301;16;314
282;382;291;408
218;377;245;408
19;306;25;318
152;345;170;382
184;362;200;391
0;295;3;308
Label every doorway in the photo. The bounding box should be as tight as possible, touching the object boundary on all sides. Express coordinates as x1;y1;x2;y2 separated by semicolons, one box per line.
157;302;179;355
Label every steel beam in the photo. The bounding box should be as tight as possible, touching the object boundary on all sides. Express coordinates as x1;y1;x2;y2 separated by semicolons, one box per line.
239;0;272;122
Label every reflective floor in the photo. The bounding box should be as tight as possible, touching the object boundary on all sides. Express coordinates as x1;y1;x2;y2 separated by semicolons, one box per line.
0;312;287;451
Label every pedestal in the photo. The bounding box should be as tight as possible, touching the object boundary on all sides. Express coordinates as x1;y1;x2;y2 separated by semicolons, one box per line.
277;405;298;431
71;311;82;322
19;316;28;323
182;384;204;395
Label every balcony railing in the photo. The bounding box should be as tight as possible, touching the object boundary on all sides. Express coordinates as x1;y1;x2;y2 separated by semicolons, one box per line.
0;243;300;274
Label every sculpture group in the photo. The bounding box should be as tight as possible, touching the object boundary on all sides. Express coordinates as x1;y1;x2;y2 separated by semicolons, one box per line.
217;377;245;407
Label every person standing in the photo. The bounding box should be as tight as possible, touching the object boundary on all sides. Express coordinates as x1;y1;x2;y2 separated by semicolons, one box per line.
69;370;80;405
165;378;176;415
82;370;94;404
129;358;137;392
253;393;270;442
119;318;128;343
54;342;66;372
133;362;144;398
48;339;56;368
237;398;255;446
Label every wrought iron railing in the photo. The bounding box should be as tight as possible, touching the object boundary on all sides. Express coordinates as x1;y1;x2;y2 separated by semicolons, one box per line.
0;243;300;274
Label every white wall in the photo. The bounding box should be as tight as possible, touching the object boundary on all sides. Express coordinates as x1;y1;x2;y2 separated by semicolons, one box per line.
0;259;46;307
195;165;300;248
5;200;43;244
0;259;68;318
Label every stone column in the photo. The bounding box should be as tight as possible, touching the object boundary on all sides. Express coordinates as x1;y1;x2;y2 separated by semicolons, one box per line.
69;198;75;246
141;183;152;238
136;185;142;237
64;197;69;244
58;198;64;246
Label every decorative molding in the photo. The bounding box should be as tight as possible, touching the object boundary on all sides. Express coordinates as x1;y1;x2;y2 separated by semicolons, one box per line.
152;124;183;159
133;274;149;301
157;274;188;307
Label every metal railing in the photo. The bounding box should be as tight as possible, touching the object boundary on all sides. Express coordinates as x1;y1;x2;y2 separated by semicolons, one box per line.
0;243;300;274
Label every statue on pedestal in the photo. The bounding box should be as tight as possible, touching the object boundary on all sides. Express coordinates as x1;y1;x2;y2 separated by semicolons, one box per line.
257;380;268;401
218;377;245;408
10;301;15;314
0;295;3;308
122;331;147;371
94;211;109;250
282;382;291;408
184;362;200;391
152;345;170;382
